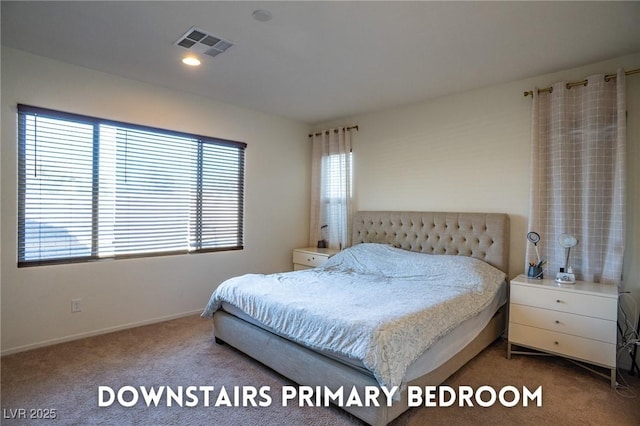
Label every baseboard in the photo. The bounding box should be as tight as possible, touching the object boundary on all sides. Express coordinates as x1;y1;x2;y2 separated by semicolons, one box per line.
0;309;203;357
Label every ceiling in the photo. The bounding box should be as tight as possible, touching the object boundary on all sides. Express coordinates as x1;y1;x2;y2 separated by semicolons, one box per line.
2;1;640;125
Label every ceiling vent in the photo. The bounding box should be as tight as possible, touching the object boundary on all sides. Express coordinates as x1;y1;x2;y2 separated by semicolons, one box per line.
174;27;233;58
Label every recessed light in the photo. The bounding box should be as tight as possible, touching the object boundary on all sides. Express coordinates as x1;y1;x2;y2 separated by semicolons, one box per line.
252;9;272;22
182;56;201;66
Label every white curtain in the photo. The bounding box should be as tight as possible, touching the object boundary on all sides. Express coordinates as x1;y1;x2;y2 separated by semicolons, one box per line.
526;70;626;285
309;127;353;250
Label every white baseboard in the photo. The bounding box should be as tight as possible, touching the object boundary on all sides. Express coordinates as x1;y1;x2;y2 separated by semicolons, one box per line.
0;309;204;357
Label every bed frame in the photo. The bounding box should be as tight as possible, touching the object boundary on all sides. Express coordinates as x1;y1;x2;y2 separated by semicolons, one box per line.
213;211;510;425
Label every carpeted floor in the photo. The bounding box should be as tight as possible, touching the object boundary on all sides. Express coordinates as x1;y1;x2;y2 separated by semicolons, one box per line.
1;314;639;425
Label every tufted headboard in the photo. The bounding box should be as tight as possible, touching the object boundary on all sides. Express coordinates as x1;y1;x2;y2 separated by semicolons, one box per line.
352;211;510;274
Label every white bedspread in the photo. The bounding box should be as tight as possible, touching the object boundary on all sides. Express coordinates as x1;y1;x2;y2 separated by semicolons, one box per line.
202;243;506;389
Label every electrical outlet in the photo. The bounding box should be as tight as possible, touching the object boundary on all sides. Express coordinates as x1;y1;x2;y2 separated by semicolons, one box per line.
71;298;82;313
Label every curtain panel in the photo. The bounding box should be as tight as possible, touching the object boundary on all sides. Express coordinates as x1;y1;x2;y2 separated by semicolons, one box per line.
309;128;353;250
526;70;626;285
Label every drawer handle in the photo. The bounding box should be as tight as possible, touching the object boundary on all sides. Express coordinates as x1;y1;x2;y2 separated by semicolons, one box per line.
554;341;559;345
556;299;562;303
555;320;560;324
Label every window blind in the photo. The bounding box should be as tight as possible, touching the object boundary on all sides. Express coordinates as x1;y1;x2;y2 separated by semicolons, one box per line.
17;104;246;266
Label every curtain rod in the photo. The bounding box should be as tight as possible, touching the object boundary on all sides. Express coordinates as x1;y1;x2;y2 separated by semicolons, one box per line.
308;125;359;138
523;68;640;97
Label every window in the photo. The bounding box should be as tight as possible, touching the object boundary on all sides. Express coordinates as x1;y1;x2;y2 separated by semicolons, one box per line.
17;104;246;266
323;151;353;202
309;128;353;250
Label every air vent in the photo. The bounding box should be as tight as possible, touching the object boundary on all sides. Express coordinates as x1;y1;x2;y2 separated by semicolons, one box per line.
174;27;234;58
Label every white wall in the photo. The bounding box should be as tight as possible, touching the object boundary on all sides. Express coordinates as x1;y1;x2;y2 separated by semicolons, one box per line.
317;52;640;335
0;48;311;355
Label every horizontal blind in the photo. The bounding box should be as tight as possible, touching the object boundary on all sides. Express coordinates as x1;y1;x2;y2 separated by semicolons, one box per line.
17;104;246;266
107;125;196;256
196;142;245;250
18;112;96;262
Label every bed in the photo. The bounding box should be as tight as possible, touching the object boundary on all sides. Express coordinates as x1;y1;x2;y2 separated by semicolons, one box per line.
202;211;510;425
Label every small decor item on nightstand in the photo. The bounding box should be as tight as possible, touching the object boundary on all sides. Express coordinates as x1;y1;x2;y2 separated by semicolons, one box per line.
555;233;578;284
527;262;544;279
317;224;328;248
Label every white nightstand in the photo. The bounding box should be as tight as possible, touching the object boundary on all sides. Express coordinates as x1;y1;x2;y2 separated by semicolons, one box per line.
292;247;339;270
507;274;618;387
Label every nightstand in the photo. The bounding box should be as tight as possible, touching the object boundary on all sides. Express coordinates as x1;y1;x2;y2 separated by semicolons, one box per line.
292;247;339;270
507;274;618;387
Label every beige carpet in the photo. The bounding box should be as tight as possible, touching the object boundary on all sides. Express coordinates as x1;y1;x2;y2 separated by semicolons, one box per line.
2;314;639;425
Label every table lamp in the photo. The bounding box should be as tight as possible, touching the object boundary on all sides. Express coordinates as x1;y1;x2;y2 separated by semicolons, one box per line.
555;234;578;284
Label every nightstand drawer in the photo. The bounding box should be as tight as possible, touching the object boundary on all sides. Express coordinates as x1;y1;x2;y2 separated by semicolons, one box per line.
510;284;616;320
509;323;615;367
509;304;616;343
293;250;329;268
